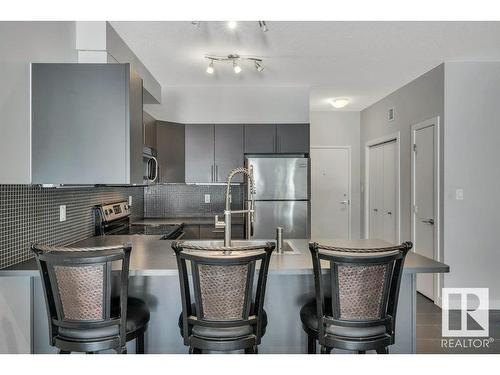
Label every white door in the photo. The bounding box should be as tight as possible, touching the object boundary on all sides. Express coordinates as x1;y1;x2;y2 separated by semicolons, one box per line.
368;140;398;243
383;141;397;244
412;122;437;301
311;148;350;239
369;144;384;239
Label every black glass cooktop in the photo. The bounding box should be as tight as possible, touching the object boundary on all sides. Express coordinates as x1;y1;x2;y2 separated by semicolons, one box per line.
112;223;183;239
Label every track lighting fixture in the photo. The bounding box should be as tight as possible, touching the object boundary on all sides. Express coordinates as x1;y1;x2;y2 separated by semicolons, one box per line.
258;21;268;32
227;21;237;29
205;54;264;75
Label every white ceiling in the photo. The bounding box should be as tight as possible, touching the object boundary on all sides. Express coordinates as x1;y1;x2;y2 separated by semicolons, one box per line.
111;21;500;111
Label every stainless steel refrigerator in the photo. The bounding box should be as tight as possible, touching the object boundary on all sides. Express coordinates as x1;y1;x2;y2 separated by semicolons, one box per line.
245;155;309;239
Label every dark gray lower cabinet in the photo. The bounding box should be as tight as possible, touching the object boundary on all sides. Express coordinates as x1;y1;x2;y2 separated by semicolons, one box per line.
182;224;200;240
182;224;244;240
199;224;244;240
276;124;310;154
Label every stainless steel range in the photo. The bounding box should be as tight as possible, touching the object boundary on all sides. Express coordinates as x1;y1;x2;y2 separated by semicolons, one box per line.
94;201;184;239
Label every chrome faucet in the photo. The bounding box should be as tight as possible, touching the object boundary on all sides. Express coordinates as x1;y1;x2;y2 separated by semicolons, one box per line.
215;167;256;247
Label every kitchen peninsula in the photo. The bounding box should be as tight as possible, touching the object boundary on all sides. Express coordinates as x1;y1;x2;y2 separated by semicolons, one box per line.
0;235;449;354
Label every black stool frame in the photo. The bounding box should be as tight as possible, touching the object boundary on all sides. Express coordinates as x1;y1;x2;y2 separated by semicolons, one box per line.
305;241;412;354
172;241;275;354
31;243;145;354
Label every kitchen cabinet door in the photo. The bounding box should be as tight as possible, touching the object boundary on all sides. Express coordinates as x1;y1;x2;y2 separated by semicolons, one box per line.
143;111;157;149
214;124;244;182
156;121;185;183
185;125;214;183
31;63;143;185
244;124;277;153
276;124;310;153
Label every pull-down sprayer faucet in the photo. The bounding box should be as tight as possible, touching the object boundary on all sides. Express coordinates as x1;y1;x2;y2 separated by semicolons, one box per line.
215;167;255;247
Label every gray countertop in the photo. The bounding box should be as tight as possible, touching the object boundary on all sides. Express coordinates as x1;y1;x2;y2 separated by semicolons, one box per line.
0;236;449;277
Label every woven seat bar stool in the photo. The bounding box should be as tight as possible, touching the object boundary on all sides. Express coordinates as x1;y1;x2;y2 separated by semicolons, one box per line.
31;243;150;354
300;241;412;354
172;240;275;354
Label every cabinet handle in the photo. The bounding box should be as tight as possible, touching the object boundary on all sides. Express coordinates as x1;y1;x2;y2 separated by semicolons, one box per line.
215;164;218;182
211;165;214;182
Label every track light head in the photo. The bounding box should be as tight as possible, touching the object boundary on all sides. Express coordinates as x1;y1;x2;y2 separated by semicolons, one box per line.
254;61;264;72
233;60;242;74
206;60;214;74
259;21;269;32
228;21;237;30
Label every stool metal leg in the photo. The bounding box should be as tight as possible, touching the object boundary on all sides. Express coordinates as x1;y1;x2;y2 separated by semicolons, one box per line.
307;335;316;354
136;333;145;354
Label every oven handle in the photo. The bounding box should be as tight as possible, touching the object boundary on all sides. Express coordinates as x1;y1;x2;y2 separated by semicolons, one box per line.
150;156;159;183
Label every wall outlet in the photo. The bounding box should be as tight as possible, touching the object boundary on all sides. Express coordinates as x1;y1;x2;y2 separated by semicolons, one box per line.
59;205;66;222
456;189;464;201
204;194;211;204
128;195;133;206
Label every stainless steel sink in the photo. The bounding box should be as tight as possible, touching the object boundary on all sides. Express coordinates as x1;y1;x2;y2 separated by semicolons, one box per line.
178;240;301;255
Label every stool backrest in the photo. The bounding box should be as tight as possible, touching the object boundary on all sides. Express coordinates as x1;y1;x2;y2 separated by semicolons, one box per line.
31;243;131;349
308;241;412;339
172;241;275;344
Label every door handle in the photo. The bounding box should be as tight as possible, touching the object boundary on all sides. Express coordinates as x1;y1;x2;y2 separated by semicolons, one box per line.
373;208;378;212
340;200;349;205
421;218;435;225
387;211;392;215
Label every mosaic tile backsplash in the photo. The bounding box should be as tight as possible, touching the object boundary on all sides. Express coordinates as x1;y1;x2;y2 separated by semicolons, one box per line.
144;184;243;218
0;185;143;269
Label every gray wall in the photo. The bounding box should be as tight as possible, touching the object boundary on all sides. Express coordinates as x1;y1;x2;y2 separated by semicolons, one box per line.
360;64;445;245
0;21;77;184
309;111;361;238
443;62;500;308
0;186;143;269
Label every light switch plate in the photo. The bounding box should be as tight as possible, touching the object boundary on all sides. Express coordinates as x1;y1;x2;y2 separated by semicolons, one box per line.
456;189;464;201
59;205;66;222
204;194;210;204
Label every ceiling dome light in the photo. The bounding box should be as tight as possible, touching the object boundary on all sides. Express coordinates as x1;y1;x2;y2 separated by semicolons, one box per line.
227;21;237;29
206;60;214;74
330;98;351;109
233;61;242;74
255;61;264;72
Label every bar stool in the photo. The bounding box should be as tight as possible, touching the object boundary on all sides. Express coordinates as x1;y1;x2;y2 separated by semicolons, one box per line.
300;241;412;354
31;243;150;354
172;240;275;354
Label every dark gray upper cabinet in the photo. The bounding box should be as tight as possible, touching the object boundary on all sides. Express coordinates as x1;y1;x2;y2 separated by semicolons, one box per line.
215;125;244;182
185;125;214;183
31;63;143;185
156;121;185;183
244;124;276;153
276;124;310;153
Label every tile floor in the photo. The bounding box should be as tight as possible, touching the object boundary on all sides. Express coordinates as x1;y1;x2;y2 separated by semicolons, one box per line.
416;293;500;354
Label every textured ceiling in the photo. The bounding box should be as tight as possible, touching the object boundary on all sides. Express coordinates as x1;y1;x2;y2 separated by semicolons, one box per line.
111;21;500;110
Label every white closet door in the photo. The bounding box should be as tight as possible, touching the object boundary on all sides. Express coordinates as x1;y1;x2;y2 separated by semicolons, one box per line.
383;141;397;244
369;145;384;239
